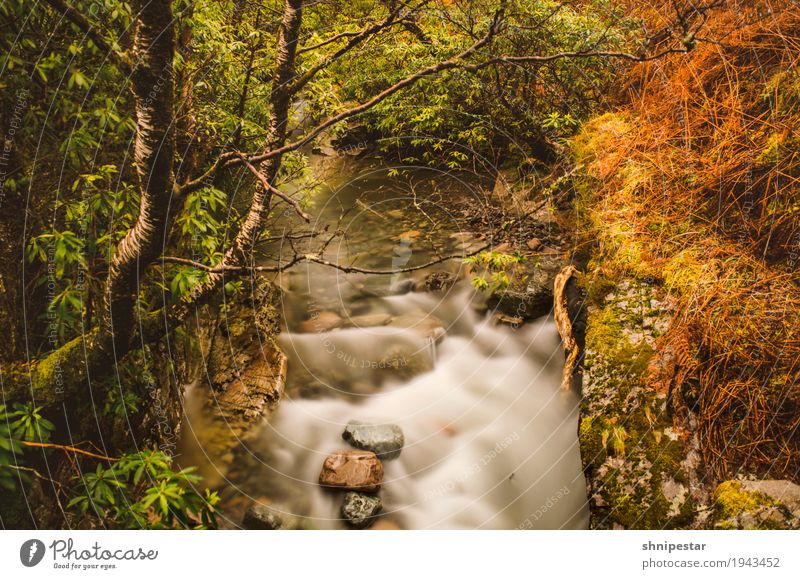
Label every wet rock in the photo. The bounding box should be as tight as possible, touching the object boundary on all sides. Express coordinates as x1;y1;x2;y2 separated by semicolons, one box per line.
346;313;393;328
486;266;555;321
420;271;458;292
341;492;383;529
297;311;344;333
390;278;417;295
242;504;298;530
343;421;404;460
319;450;384;492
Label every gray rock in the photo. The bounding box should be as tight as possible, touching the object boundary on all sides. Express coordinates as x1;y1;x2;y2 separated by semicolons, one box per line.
343;421;404;460
342;492;382;529
242;504;298;530
740;480;800;518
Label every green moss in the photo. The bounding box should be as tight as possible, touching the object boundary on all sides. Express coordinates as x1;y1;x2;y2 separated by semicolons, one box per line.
585;305;654;377
582;274;617;306
31;333;89;405
713;481;775;522
579;417;606;468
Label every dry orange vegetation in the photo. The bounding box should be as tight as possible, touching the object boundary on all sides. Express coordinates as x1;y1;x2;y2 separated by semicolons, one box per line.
575;0;800;478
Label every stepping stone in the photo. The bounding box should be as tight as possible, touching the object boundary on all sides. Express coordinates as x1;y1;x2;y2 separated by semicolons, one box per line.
319;450;383;492
342;421;404;460
341;492;382;529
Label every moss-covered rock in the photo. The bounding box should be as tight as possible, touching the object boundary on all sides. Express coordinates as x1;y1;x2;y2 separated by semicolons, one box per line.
711;480;800;530
578;277;710;529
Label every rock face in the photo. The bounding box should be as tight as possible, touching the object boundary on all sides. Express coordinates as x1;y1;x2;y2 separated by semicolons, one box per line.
578;278;710;529
342;421;404;460
319;450;384;492
242;504;298;530
341;492;383;529
711;480;800;530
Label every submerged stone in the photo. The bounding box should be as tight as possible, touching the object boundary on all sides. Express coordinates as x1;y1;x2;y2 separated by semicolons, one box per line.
343;421;404;460
341;492;383;529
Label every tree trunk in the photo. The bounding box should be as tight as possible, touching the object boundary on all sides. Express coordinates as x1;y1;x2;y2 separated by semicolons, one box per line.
2;0;178;415
103;0;177;354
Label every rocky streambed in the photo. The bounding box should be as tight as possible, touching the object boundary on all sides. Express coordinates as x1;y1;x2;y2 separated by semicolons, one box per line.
179;161;590;530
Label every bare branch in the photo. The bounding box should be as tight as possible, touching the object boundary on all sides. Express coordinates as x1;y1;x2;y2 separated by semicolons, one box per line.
289;1;429;95
459;47;691;71
21;441;118;462
298;30;364;54
159;242;490;276
239;154;311;222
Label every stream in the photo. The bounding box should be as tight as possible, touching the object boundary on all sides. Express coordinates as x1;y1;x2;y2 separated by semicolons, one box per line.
185;160;589;529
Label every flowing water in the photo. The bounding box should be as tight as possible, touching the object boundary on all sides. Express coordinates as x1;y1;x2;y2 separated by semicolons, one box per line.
186;160;589;529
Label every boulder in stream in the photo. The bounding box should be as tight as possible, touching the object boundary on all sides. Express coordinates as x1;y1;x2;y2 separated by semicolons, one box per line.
343;421;404;460
297;311;344;333
341;492;383;529
486;261;559;321
319;450;384;492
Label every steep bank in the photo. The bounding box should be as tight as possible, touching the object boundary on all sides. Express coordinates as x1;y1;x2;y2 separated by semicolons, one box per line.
568;2;800;528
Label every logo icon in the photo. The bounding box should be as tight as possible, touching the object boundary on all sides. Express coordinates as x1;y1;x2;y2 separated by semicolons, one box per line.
20;539;45;567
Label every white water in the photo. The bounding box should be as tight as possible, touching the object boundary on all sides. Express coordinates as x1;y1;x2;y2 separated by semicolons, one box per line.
245;286;589;529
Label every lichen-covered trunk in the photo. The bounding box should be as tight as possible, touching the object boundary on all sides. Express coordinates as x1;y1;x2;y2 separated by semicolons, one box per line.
104;0;177;353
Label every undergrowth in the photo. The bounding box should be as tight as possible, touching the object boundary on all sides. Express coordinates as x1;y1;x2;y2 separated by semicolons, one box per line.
573;0;800;480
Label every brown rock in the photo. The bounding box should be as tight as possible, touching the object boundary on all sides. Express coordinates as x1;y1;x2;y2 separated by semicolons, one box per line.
319;450;384;492
526;237;542;251
345;313;393;328
297;311;344;333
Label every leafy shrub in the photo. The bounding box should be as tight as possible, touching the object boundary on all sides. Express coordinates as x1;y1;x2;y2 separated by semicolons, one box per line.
68;450;220;529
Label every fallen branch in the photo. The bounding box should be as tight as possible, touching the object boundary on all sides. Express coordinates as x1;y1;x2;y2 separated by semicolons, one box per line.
21;441;117;462
553;265;579;391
